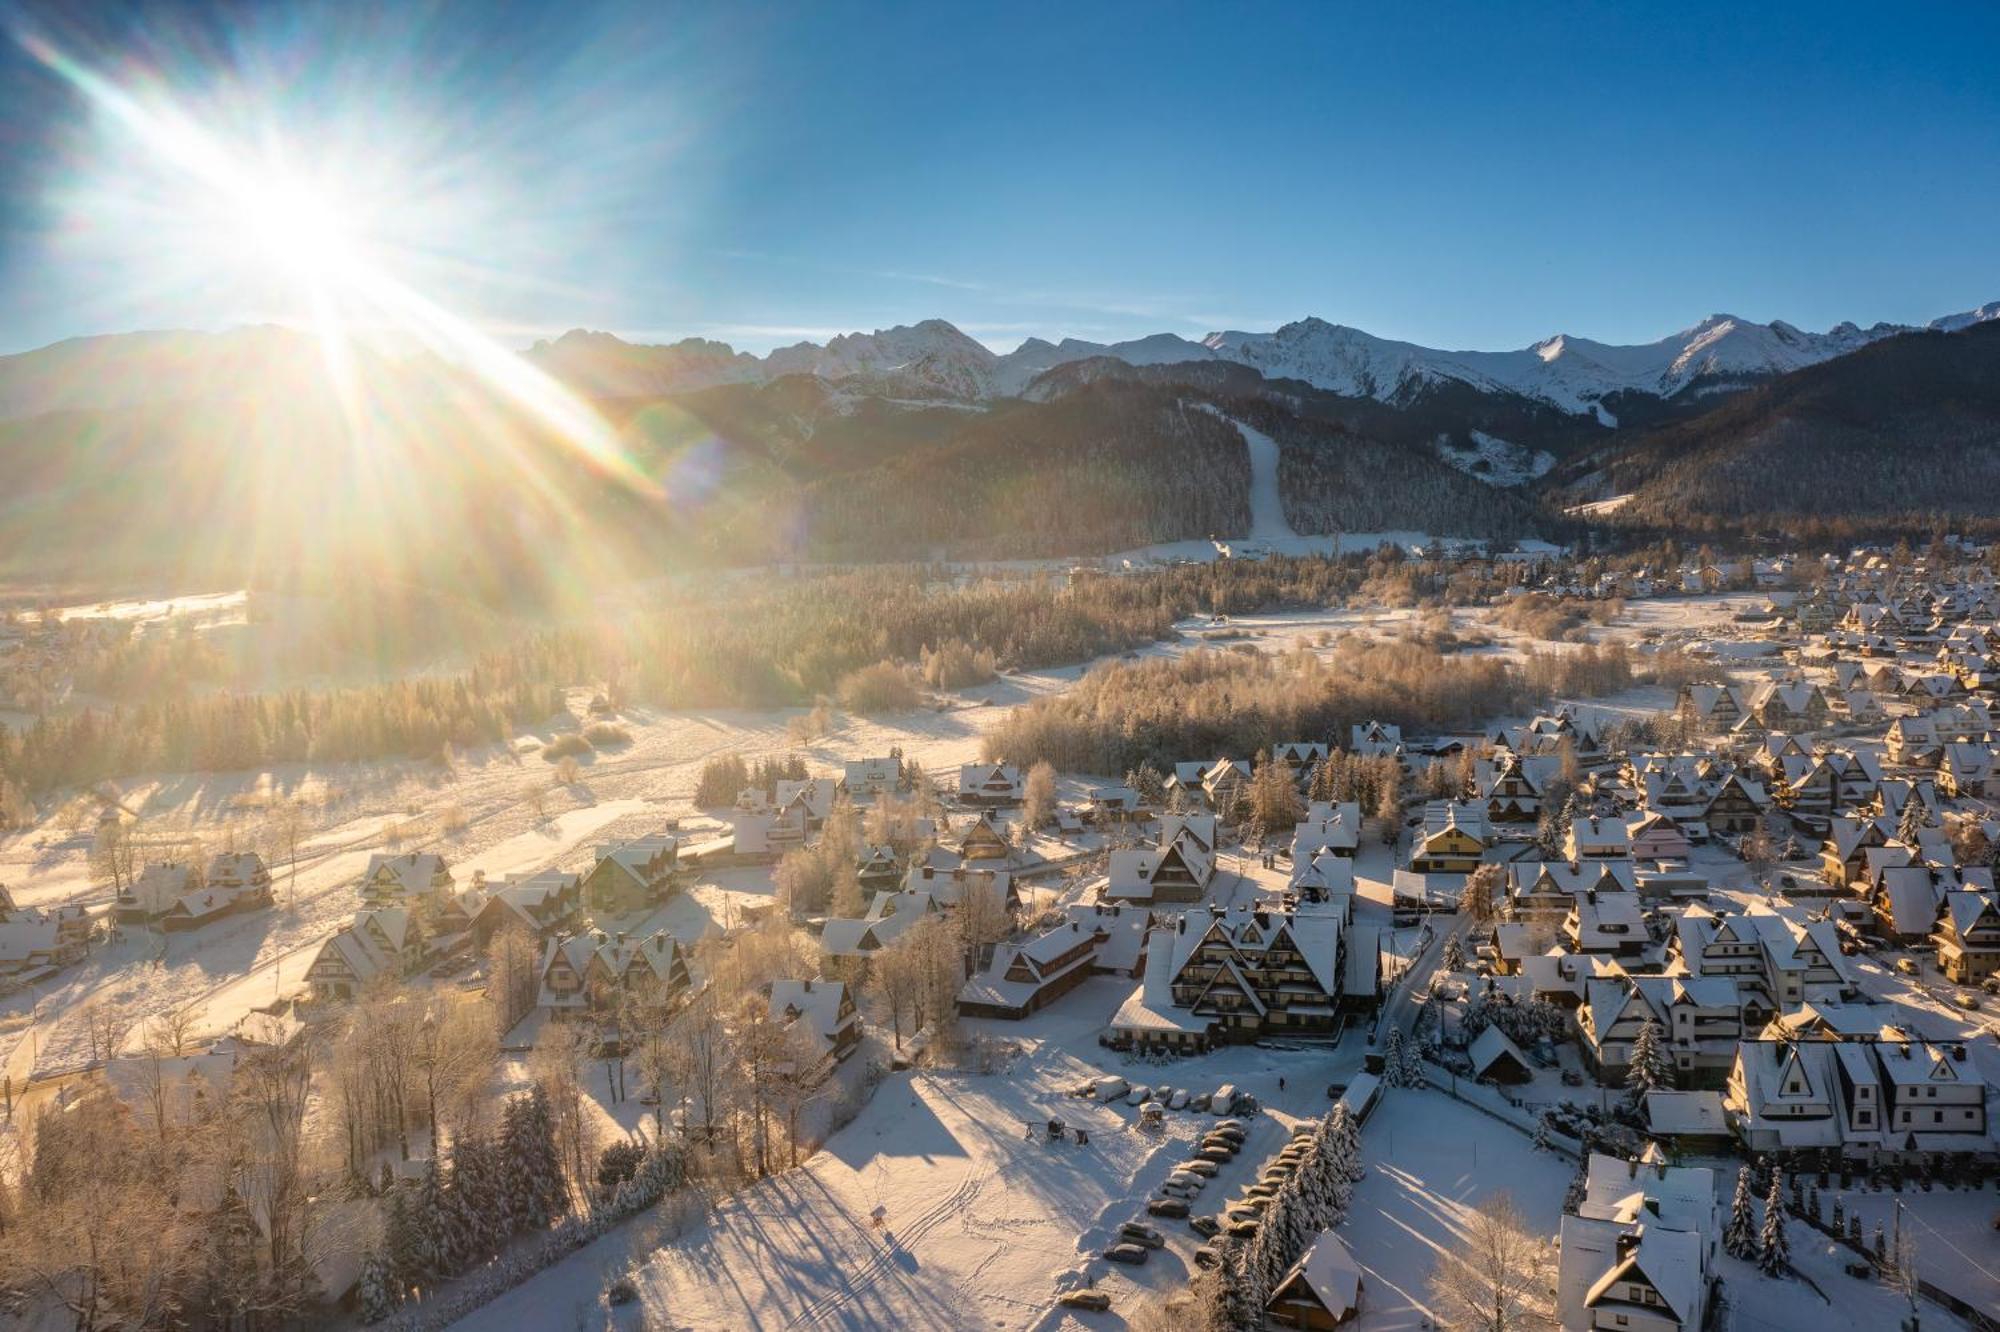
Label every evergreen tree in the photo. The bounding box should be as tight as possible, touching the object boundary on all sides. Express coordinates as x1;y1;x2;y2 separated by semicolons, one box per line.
1898;792;1927;848
1380;1028;1408;1088
439;1130;487;1273
1329;1103;1364;1184
1759;1171;1790;1276
1440;934;1466;972
415;1157;451;1282
1626;1020;1674;1097
357;1248;397;1324
1724;1169;1759;1260
384;1184;425;1297
1400;1029;1427;1087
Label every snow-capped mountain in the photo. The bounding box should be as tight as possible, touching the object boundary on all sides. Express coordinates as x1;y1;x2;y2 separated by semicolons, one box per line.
526;301;2000;417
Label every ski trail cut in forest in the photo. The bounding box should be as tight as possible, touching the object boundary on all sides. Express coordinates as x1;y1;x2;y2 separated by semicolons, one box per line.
1231;417;1298;541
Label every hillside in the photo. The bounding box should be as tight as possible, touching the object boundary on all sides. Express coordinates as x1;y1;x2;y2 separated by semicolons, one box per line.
1562;321;2000;525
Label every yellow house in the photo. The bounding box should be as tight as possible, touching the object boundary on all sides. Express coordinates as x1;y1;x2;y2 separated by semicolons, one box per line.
1410;822;1484;874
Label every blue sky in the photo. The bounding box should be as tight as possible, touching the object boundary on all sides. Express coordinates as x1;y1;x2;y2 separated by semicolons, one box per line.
0;0;1995;355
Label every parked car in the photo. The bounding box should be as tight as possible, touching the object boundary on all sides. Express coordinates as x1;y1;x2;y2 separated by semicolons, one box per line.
1059;1290;1112;1311
1167;1169;1206;1189
1243;1184;1279;1202
1895;958;1920;976
1955;993;1981;1011
1224;1217;1260;1239
1180;1158;1219;1177
1146;1197;1190;1219
1159;1180;1201;1200
1103;1243;1149;1265
1200;1136;1240;1155
1212;1084;1239;1113
1189;1092;1213;1113
1126;1085;1152;1105
1214;1118;1245;1132
1119;1222;1167;1248
1325;1082;1347;1100
1092;1076;1130;1101
1189;1215;1221;1238
1209;1126;1246;1146
1195;1147;1234;1165
1192;1243;1223;1269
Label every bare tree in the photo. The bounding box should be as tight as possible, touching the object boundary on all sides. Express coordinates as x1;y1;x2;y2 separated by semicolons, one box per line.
531;1020;597;1205
1426;1194;1555;1332
268;798;309;908
151;1002;201;1059
668;986;730;1146
88;819;138;900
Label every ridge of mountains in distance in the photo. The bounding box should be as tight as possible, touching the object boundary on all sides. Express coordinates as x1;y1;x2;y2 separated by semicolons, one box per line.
2;299;1999;590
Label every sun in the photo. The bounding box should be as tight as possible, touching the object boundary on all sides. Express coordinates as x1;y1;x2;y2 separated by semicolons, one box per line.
236;170;360;288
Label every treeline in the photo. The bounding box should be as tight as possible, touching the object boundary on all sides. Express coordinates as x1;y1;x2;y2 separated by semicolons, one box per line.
4;554;1515;794
0;675;563;792
983;642;1531;774
984;638;1641;775
726;385;1254;561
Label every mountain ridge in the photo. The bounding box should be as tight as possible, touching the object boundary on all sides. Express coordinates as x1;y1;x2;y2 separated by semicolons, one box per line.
5;299;1994;426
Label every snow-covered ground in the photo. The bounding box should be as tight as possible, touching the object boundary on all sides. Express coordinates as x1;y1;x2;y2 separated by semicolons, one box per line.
1435;430;1555;487
459;982;1373;1332
1233;418;1297;542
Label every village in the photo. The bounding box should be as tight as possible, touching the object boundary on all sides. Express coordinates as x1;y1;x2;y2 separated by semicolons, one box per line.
4;542;2000;1331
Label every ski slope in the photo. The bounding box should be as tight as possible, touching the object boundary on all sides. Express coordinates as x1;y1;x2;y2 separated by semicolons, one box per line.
1236;418;1297;542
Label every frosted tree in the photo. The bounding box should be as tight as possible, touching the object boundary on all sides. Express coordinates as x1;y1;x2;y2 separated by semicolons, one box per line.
384;1185;425;1299
1897;792;1928;848
1381;1028;1411;1088
1625;1020;1674;1097
357;1248;396;1324
1426;1194;1553;1332
1461;863;1503;924
1329;1103;1364;1184
1759;1171;1790;1276
1724;1169;1759;1260
1440;934;1466;972
1400;1030;1428;1087
415;1157;451;1281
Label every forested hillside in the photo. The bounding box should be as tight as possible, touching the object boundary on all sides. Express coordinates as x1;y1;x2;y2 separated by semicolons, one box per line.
1569;321;2000;526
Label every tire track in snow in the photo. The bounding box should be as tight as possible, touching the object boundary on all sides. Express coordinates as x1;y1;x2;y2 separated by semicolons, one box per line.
784;1169;986;1329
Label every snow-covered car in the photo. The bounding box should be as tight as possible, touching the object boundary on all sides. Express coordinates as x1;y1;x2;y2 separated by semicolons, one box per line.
1208;1125;1246;1145
1895;958;1919;976
1954;993;1981;1011
1188;1092;1212;1113
1192;1243;1223;1269
1213;1118;1245;1133
1119;1221;1167;1247
1211;1087;1239;1113
1102;1243;1149;1265
1126;1085;1151;1105
1092;1076;1130;1101
1243;1183;1279;1202
1167;1089;1191;1110
1158;1180;1200;1200
1166;1169;1206;1190
1188;1215;1221;1238
1180;1159;1219;1177
1058;1291;1112;1311
1224;1217;1260;1239
1195;1147;1234;1165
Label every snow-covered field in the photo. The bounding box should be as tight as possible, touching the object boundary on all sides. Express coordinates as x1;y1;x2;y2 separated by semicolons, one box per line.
460;981;1374;1332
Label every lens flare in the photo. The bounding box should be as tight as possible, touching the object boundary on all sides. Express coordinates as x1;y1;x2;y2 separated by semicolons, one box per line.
16;27;661;505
